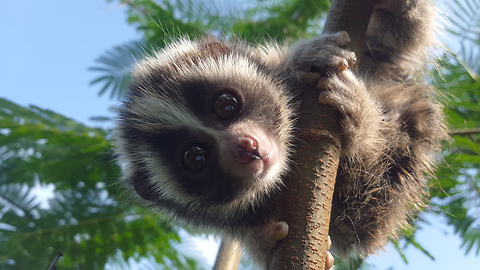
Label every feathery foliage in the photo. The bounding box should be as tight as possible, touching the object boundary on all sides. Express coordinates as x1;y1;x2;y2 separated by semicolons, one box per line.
0;98;204;269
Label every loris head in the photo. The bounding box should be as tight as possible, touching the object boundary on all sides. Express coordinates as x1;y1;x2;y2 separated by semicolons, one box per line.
114;38;293;228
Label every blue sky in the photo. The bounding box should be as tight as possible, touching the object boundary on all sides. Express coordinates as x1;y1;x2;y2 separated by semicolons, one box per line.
1;0;479;269
0;0;132;128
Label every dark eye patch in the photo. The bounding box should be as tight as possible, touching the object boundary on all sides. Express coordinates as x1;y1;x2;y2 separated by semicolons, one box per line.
131;128;241;203
178;81;243;126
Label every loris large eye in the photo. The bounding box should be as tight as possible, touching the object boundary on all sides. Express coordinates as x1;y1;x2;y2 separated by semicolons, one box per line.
182;145;209;172
212;92;241;120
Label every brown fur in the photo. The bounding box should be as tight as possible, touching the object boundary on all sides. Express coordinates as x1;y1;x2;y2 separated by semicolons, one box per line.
113;0;447;267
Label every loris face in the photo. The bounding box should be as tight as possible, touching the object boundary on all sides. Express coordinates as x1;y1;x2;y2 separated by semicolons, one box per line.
114;39;293;227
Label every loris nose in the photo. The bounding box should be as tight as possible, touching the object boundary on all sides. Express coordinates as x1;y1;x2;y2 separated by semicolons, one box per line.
236;136;261;164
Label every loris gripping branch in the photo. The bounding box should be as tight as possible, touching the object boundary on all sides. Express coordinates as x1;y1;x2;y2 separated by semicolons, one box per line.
114;0;447;268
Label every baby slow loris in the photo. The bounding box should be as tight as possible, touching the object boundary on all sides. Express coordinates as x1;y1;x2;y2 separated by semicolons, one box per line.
113;0;447;268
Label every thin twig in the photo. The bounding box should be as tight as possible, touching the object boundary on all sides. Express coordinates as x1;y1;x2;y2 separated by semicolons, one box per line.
48;252;63;270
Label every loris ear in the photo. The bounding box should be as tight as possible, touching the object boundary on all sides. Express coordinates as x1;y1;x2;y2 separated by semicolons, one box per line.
199;38;232;59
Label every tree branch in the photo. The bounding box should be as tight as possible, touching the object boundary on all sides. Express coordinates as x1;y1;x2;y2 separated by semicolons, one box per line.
268;1;374;269
212;237;242;270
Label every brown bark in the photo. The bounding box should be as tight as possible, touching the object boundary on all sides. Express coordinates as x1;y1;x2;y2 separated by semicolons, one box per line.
322;0;374;55
268;1;374;269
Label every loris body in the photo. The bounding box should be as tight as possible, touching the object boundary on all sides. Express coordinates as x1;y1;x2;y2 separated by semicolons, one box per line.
114;0;447;267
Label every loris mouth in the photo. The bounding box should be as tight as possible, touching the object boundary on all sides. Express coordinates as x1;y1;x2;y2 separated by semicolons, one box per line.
236;135;262;164
218;124;280;183
233;134;279;180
